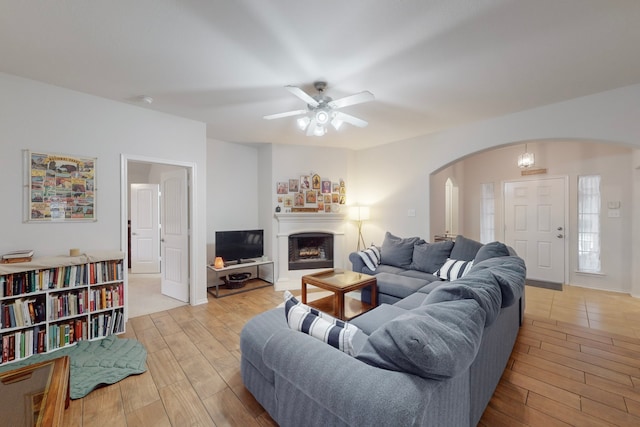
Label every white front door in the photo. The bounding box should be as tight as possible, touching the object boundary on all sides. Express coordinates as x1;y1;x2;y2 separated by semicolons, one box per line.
504;177;566;284
130;184;160;273
161;169;189;302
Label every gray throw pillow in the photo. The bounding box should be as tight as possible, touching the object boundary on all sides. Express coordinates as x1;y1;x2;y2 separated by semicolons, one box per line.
410;241;454;273
449;235;484;261
356;299;486;380
474;241;510;264
380;232;424;268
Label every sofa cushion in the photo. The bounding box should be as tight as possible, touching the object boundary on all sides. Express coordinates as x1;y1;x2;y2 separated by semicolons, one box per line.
357;245;381;271
435;258;474;281
450;235;483;261
363;264;407;276
474;241;510;264
356;299;486;380
423;270;502;326
398;269;442;282
380;232;424;268
410;241;454;273
284;291;360;356
375;272;429;299
350;303;408;335
392;292;428;310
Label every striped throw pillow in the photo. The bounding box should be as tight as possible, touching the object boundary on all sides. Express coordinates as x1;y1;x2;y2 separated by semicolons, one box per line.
435;258;474;281
284;291;359;356
357;245;381;271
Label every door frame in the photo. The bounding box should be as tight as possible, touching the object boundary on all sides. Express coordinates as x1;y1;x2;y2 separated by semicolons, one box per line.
120;154;199;321
502;175;570;285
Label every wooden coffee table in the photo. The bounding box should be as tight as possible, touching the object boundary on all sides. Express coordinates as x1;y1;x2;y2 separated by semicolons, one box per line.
301;269;377;320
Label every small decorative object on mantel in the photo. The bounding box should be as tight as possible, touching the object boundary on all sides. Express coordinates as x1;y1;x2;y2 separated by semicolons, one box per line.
0;249;34;264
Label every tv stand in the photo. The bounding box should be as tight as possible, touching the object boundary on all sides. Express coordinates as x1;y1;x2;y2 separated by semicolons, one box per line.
207;259;274;298
224;258;257;267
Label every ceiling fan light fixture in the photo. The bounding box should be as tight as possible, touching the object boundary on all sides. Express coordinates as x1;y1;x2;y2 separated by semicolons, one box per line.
315;109;329;124
297;116;310;130
312;125;327;136
331;117;343;130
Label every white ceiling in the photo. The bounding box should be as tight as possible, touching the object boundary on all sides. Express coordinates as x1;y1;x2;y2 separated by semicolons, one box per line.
2;0;640;150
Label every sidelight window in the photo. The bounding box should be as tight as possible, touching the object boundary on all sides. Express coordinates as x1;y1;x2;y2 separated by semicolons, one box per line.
577;175;601;273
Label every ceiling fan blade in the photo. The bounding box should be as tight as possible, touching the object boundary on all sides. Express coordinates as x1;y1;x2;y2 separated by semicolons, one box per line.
328;91;375;109
285;85;320;107
333;111;368;128
263;109;307;120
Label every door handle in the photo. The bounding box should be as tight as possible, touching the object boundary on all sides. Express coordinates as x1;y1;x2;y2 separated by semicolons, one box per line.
557;226;563;231
132;232;138;235
557;234;564;238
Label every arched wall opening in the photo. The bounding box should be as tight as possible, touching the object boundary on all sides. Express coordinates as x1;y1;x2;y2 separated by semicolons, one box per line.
429;138;634;293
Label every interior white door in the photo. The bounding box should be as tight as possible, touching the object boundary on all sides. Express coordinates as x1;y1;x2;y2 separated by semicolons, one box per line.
504;177;566;284
130;184;160;273
160;168;189;302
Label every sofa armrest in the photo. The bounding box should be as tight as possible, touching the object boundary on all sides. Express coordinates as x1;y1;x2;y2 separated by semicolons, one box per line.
348;251;366;272
263;329;467;427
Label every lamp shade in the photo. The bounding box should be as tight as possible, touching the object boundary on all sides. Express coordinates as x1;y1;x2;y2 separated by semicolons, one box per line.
349;206;370;221
213;257;224;269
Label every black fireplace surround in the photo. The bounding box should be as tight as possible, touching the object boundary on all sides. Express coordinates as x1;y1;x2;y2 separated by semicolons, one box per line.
288;232;334;270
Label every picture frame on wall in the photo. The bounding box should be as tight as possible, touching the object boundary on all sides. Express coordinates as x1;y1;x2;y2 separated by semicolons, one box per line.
294;192;305;206
321;180;331;193
276;182;288;194
25;150;97;222
300;175;311;190
305;190;317;204
289;179;299;192
312;174;321;190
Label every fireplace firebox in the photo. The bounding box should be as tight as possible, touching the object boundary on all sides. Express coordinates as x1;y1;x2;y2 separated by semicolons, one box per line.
288;232;334;270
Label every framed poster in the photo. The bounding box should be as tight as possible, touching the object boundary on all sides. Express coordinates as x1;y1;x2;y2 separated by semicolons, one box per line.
25;150;97;222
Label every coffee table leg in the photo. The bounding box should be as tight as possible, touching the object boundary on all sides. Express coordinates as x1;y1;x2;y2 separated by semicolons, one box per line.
301;280;307;304
370;282;377;307
335;291;344;320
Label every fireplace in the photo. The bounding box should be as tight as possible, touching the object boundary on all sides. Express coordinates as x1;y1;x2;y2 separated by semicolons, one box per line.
275;212;346;291
288;232;334;270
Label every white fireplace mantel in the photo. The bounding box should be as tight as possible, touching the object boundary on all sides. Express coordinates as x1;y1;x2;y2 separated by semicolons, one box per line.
274;213;348;290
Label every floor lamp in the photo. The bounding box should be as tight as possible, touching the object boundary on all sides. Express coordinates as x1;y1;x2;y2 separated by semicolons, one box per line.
349;206;370;251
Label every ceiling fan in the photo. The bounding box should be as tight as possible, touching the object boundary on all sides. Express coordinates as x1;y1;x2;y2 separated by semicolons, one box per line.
264;82;375;136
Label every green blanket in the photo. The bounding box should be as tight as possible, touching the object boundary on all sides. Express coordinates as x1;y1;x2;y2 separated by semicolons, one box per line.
0;335;147;399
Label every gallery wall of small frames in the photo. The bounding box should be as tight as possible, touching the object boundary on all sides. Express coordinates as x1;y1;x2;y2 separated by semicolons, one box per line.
275;173;345;213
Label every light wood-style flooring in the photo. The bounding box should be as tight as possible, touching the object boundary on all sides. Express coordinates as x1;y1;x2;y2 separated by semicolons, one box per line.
61;284;640;426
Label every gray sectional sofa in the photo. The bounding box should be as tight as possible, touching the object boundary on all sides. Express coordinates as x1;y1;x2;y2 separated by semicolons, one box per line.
240;234;526;427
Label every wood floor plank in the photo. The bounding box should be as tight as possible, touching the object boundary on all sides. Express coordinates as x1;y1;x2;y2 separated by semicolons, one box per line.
158;378;216;426
202;388;262;427
146;347;188;388
119;369;161;414
179;353;228;399
125;400;172;427
527;346;634;386
501;369;582;410
540;341;640;377
526;391;616;427
581;396;640;426
511;359;627;411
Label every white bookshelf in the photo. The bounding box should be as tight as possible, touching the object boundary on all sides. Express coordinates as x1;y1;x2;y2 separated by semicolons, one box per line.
0;250;125;365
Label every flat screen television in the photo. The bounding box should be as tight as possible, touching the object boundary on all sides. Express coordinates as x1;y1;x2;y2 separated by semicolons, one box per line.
215;229;264;264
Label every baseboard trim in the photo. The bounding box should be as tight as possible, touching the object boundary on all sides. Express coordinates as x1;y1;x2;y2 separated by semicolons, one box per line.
526;279;563;291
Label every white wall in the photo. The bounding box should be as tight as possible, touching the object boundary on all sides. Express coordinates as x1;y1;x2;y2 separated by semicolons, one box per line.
0;72;208;304
355;83;640;296
206;139;260;260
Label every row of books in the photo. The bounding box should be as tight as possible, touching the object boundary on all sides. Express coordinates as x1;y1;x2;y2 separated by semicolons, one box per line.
0;260;123;297
1;326;46;363
91;309;125;340
47;284;124;320
48;318;87;350
1;297;46;329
